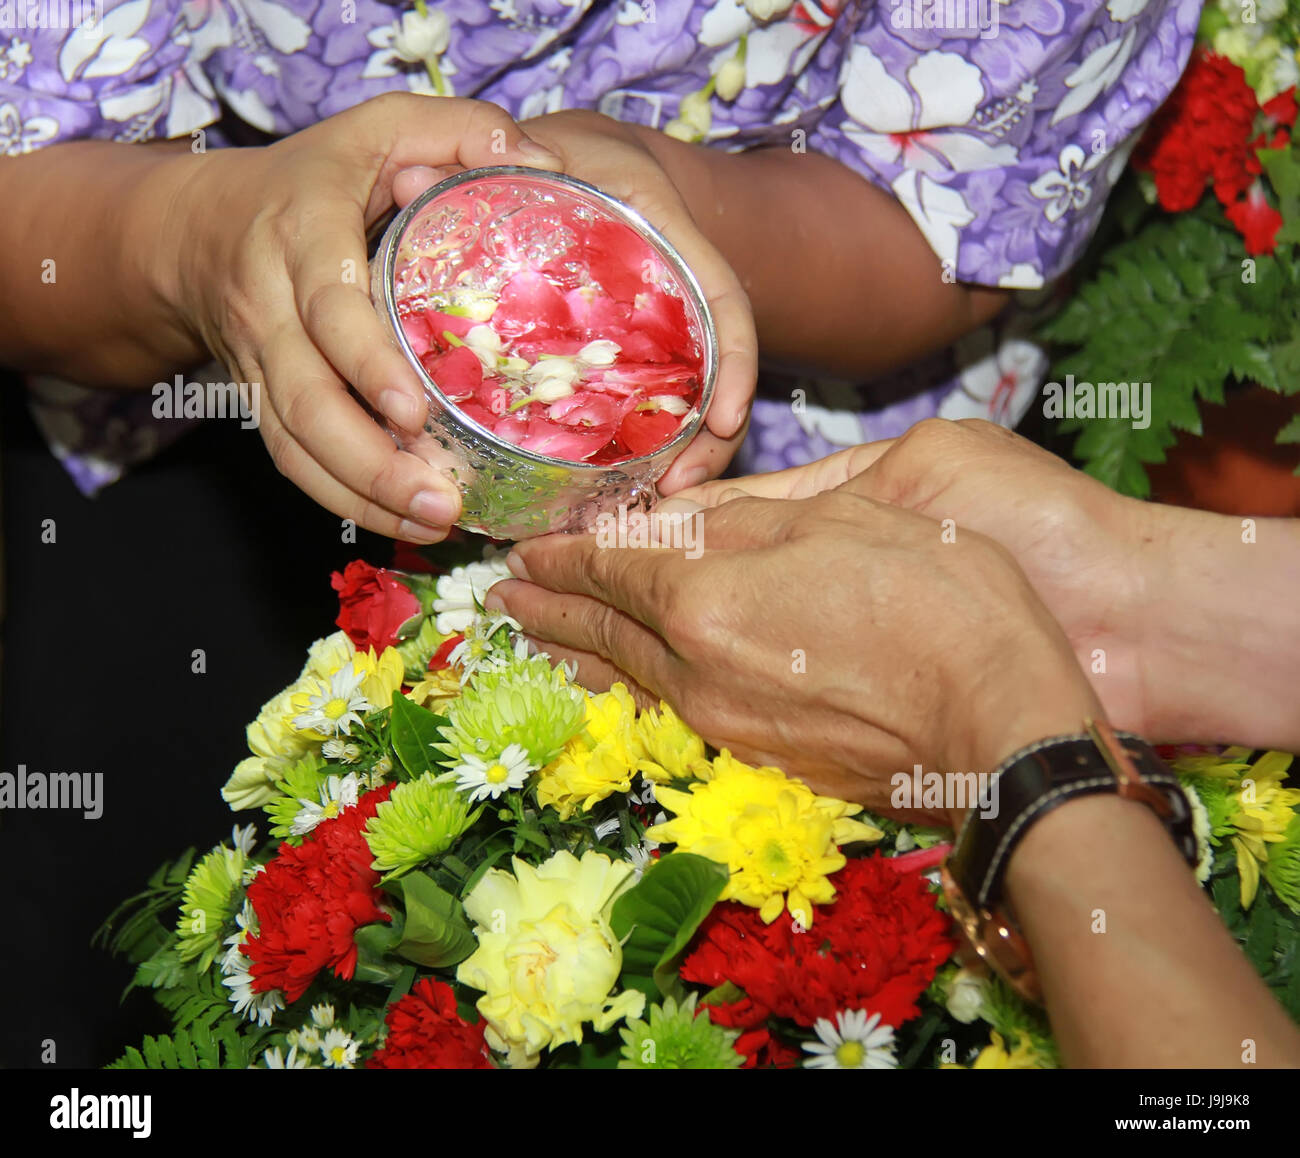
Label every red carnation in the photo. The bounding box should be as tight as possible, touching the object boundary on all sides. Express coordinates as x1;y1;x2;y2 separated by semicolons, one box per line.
1135;50;1259;211
367;978;494;1069
1225;185;1284;256
681;855;956;1067
331;561;422;653
242;784;394;1002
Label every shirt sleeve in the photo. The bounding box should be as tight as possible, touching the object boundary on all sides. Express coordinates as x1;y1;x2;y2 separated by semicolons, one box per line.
0;0;221;154
807;0;1204;288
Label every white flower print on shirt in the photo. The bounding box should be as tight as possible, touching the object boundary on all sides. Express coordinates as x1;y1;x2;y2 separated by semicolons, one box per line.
1029;143;1109;222
0;101;57;155
841;46;1019;174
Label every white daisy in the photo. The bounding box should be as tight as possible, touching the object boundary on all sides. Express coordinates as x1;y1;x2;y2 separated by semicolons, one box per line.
322;738;363;764
447;612;521;684
593;817;621;841
453;743;535;803
231;822;257;856
802;1009;898;1069
291;773;361;836
261;1045;312;1069
320;1027;360;1069
292;662;371;737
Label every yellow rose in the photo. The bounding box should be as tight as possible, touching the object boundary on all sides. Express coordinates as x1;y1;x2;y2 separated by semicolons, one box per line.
456;850;645;1067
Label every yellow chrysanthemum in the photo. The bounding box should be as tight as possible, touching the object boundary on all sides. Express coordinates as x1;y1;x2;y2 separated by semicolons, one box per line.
535;684;647;819
456;850;646;1068
941;1030;1046;1070
405;668;464;711
636;701;709;782
1182;748;1300;907
645;750;882;926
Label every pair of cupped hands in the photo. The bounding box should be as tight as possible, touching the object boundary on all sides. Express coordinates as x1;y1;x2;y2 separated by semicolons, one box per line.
156;94;1140;809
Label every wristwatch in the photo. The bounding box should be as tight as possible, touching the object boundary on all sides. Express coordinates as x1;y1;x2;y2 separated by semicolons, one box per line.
940;717;1199;1004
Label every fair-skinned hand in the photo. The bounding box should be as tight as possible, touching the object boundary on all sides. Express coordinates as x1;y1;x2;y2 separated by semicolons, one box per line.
390;108;759;493
160;93;564;543
486;489;1101;819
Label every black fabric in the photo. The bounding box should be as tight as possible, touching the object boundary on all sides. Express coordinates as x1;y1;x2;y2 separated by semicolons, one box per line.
0;384;389;1067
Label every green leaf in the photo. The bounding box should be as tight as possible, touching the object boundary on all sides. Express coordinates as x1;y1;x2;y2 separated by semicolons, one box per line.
389;692;449;780
609;853;728;1001
1278;414;1300;445
390;871;477;968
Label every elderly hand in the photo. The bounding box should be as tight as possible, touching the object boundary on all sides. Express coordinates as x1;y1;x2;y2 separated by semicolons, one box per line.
486;488;1100;815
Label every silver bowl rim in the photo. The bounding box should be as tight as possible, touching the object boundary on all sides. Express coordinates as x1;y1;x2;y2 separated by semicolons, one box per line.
376;164;720;475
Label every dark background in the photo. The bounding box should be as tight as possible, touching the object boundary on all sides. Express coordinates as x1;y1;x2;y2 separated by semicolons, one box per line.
0;383;389;1068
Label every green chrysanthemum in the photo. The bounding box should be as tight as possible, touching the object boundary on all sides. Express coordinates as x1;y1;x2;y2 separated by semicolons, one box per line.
434;653;585;769
176;842;248;971
262;753;333;843
1178;773;1236;840
364;772;481;876
394;616;449;682
617;994;744;1069
1265;813;1300;916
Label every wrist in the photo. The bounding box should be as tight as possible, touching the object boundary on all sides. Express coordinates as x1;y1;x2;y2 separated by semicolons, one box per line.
1134;503;1300;748
119;148;211;369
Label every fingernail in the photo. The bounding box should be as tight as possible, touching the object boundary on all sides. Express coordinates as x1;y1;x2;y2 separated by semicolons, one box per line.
411;489;459;526
728;404;749;432
674;466;709;490
398;519;444;544
506;549;531;582
517;138;562;166
483;589;506;613
380;388;424;430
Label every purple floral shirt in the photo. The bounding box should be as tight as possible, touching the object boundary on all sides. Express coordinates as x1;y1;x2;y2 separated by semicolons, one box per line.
2;0;1201;489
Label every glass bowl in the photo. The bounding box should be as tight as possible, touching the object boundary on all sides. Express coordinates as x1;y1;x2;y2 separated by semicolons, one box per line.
371;166;718;540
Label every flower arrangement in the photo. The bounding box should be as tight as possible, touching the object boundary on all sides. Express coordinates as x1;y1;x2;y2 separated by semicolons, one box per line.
97;547;1300;1069
1039;1;1300;496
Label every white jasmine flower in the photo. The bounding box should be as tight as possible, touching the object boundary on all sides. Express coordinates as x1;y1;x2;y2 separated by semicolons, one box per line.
945;968;988;1024
647;394;690;416
310;1003;337;1030
391;8;451;63
525;356;581;387
578;339;621;367
533;378;576;403
803;1009;897;1069
453;743;535;803
464;323;505;369
292;661;371;737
